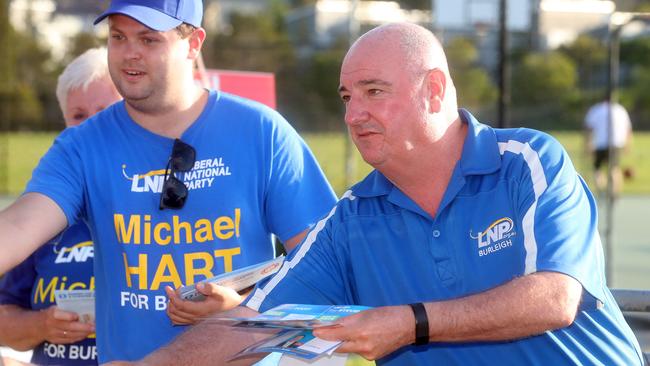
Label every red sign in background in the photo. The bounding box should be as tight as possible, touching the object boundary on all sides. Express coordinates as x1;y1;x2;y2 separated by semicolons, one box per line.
196;69;276;110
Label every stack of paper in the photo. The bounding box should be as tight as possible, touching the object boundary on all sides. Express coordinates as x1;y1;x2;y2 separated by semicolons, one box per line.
217;304;370;361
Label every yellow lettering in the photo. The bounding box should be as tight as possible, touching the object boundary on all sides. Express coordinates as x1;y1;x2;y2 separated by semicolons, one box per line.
235;208;240;237
214;217;234;240
194;219;214;243
90;276;95;290
33;278;58;304
68;282;87;290
144;215;152;244
151;254;182;290
214;248;241;272
173;216;193;244
114;214;141;244
123;253;148;289
184;252;214;285
154;222;172;245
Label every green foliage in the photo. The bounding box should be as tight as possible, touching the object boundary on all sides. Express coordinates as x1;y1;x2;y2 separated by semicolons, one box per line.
620;37;650;67
624;66;650;131
204;10;295;72
446;37;496;110
395;0;431;10
0;14;59;131
511;51;578;105
64;32;104;63
558;35;606;89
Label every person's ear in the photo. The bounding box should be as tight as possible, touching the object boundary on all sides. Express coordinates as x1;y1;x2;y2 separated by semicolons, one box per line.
187;27;207;60
426;68;446;113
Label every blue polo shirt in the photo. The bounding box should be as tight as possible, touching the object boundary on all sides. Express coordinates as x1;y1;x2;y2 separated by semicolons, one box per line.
246;110;643;365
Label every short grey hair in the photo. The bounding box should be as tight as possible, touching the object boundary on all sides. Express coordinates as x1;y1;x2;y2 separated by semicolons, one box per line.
56;47;110;114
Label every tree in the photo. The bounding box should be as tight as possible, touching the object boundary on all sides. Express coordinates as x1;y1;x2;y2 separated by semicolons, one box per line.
511;51;577;105
445;37;496;110
559;35;606;89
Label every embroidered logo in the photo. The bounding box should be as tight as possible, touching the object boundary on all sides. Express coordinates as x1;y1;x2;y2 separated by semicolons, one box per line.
470;217;516;256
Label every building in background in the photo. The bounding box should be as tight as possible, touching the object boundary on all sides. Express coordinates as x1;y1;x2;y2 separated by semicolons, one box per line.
8;0;106;60
285;0;430;57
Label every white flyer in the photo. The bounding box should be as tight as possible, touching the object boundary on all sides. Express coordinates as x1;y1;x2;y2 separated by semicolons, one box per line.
54;289;95;323
179;255;285;301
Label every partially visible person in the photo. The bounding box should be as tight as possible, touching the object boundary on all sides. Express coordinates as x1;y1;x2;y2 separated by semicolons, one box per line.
0;0;337;364
0;48;121;365
119;22;643;366
584;96;632;197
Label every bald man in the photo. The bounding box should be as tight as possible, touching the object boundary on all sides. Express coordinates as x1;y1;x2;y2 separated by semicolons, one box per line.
121;22;643;366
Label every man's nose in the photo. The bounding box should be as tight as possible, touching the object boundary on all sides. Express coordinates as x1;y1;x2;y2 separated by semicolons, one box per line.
124;41;142;61
344;99;369;126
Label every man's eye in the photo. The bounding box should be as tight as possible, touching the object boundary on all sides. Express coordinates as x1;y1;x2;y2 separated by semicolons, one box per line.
74;114;87;121
340;95;350;103
111;34;124;41
368;89;382;96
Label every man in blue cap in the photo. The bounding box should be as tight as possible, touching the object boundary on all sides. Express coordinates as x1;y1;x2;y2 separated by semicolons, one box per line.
0;0;337;363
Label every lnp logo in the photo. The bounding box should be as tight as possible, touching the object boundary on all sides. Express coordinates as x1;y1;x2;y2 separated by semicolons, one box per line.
122;158;231;194
122;165;167;193
55;241;94;264
470;217;516;257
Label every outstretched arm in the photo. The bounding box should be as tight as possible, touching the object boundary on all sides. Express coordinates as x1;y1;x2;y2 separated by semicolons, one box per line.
111;306;277;366
0;193;67;274
314;271;582;361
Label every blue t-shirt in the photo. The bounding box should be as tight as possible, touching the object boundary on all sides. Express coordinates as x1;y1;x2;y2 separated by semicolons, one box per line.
25;91;337;363
246;109;643;366
0;224;96;365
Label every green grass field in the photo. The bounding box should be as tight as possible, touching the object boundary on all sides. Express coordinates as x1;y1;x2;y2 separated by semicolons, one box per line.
1;131;649;197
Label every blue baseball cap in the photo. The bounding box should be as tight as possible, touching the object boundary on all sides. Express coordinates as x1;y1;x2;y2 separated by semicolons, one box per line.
94;0;203;31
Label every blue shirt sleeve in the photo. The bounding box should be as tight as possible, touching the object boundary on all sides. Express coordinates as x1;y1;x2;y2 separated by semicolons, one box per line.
262;111;337;242
246;204;351;312
0;254;37;308
518;131;606;304
24;128;86;226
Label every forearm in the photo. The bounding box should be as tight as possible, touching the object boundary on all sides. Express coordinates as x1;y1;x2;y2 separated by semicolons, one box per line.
139;306;273;366
0;305;46;350
424;271;582;342
0;193;67;274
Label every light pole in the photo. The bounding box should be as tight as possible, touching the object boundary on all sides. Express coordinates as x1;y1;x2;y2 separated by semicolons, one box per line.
604;12;650;285
497;0;509;128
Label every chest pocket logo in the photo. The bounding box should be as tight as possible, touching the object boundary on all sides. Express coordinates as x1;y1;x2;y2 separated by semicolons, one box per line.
470;217;516;256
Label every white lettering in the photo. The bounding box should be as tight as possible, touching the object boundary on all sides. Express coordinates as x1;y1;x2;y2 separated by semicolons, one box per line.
120;291;149;309
155;295;168;310
131;175;144;192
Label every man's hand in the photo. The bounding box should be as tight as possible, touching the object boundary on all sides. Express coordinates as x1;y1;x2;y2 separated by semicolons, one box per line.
313;306;414;361
42;306;95;344
165;283;244;325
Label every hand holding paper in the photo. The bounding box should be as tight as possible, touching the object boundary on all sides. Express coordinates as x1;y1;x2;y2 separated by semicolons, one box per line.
166;283;244;325
313;305;414;361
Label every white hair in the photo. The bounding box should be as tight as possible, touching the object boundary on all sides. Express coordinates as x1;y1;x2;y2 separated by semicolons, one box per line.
56;47;110;114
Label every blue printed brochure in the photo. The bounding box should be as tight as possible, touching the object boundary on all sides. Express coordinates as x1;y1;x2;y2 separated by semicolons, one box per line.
227;304;371;361
232;329;338;360
217;304;371;329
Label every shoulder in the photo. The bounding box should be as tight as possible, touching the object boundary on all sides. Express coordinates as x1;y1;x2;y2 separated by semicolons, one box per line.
494;128;572;184
215;92;287;126
495;127;566;158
